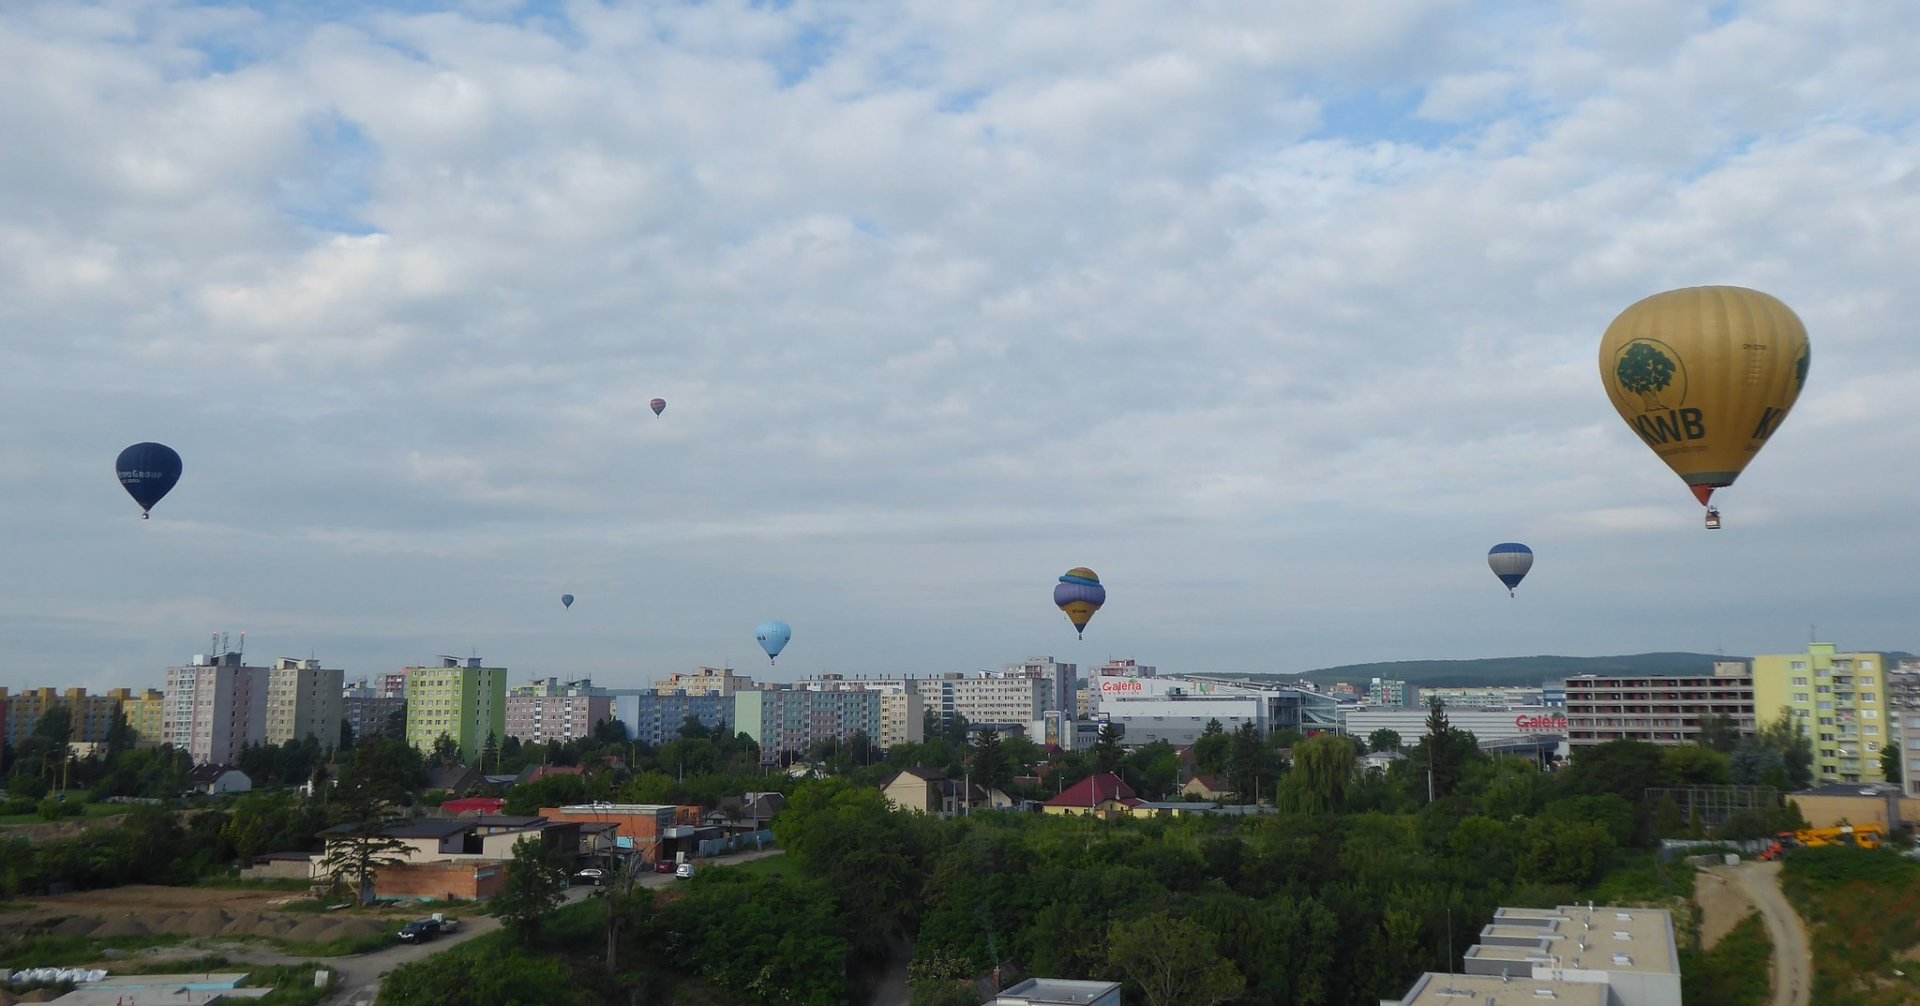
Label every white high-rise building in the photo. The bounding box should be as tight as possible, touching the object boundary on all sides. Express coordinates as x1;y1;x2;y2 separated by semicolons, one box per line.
165;652;268;767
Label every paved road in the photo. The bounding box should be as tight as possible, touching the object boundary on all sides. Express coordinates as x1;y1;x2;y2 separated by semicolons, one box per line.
1725;860;1812;1006
308;850;785;1006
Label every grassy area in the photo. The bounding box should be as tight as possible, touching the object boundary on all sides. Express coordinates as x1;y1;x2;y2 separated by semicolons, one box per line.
0;928;391;969
255;963;337;1006
710;853;791;880
1680;912;1771;1006
1582;848;1697;905
0;803;132;826
1781;846;1920;1006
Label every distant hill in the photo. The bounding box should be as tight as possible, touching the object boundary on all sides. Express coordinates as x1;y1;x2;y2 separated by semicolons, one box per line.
1243;652;1739;689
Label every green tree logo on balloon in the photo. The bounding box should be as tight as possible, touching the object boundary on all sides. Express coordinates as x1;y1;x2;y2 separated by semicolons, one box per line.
1615;342;1677;411
1795;347;1810;391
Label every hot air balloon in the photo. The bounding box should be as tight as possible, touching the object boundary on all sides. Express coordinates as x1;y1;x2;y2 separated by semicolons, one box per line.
755;620;791;664
1487;543;1533;598
1053;567;1106;639
561;594;574;609
1599;286;1809;530
115;442;183;519
650;398;666;416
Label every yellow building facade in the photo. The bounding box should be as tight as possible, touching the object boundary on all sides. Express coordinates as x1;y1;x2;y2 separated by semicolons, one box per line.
110;688;168;745
1752;643;1889;784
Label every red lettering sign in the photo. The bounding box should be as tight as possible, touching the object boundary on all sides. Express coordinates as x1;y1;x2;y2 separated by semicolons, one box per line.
1513;714;1568;733
1100;681;1143;694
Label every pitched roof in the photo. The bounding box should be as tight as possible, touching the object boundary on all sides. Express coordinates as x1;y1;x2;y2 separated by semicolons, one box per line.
187;765;245;783
1185;773;1230;792
1046;772;1136;808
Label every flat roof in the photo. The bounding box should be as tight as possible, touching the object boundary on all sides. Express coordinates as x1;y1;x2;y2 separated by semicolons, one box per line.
1466;943;1554;964
1395;972;1606;1006
1548;905;1677;976
992;978;1121;1004
554;803;677;813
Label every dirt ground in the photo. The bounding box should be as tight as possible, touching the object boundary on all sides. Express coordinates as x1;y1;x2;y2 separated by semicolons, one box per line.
1697;862;1761;949
0;885;420;954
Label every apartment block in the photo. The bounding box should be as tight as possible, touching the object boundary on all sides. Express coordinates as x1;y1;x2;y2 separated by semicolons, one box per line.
343;678;407;742
607;691;733;746
164;653;269;766
1888;664;1920;796
113;688;167;745
879;691;924;749
1564;667;1755;747
734;687;881;763
0;687;121;746
1009;656;1078;721
653;666;755;696
1367;677;1416;708
506;678;614;746
264;657;344;748
1753;643;1890;784
404;657;508;763
1419;685;1545;710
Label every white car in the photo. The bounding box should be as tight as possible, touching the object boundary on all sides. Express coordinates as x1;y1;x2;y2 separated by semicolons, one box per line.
674;863;695;879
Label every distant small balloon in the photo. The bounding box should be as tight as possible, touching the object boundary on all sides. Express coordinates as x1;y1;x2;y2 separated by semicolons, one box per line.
650;398;666;416
755;620;791;664
1487;543;1533;598
561;594;575;609
1053;567;1106;639
115;442;183;519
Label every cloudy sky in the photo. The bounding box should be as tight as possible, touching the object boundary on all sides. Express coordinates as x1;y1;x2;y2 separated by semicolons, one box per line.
4;1;1918;693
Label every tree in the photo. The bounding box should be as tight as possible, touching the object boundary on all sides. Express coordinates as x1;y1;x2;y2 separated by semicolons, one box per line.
1193;720;1230;776
1883;745;1903;785
481;731;499;774
1280;735;1356;814
1367;728;1401;753
1616;341;1676;409
337;717;354;753
319;818;411;905
1411;698;1465;801
1226;723;1268;804
430;732;462;768
1562;739;1672;803
970;730;1013;790
308;760;332;804
1757;711;1815;790
1094;724;1125;774
1106;911;1245;1006
1698;713;1741;754
1663;743;1731;785
32;705;73;748
495;835;571;945
595;866;653;972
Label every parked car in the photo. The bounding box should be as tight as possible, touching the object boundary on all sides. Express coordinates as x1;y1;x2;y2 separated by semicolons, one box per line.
572;868;607;886
654;861;675;874
675;862;695;880
397;919;443;943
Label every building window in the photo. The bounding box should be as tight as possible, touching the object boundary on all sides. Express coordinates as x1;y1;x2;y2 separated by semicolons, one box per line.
1817;686;1831;694
1795;693;1809;703
1864;693;1877;703
1794;677;1809;686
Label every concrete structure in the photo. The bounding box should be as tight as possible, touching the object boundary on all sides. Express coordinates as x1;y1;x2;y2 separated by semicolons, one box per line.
1563;667;1755;747
1451;904;1681;1006
506;677;614;745
114;688;167;744
654;666;755;696
607;690;733;746
404;657;508;763
38;972;274;1006
165;653;270;766
1092;673;1341;746
342;677;406;742
1419;685;1546;710
1786;781;1920;830
1388;973;1604;1006
1343;705;1568;747
264;657;344;749
734;686;880;763
879;690;924;749
1753;643;1891;784
1889;665;1920;797
0;687;122;746
1367;677;1416;708
988;978;1121;1006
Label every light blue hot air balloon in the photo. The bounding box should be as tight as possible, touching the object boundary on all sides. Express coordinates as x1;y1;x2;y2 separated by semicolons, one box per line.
1487;543;1534;598
561;594;574;610
755;620;791;664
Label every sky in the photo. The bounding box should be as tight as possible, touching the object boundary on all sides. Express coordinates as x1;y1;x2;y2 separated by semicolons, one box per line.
3;1;1918;693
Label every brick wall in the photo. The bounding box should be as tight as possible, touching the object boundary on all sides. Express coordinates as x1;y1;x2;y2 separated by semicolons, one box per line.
373;860;508;901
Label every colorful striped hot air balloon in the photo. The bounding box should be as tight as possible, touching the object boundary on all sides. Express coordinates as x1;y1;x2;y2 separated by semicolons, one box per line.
1053;568;1106;639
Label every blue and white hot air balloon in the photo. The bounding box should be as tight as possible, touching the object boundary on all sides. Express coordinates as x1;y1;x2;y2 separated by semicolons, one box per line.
755;620;791;664
1487;543;1534;598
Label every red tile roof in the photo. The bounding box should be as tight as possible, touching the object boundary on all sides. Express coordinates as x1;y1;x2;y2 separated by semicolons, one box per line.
1045;772;1136;808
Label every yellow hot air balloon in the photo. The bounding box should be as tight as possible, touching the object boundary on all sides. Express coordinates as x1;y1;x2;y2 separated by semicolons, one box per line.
1598;286;1810;527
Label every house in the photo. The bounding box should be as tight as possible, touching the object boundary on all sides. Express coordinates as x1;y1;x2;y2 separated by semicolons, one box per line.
1043;773;1137;817
187;766;252;796
704;792;787;832
1362;750;1406;775
1127;801;1218;819
882;768;1007;817
1181;774;1233;801
426;763;487;797
525;764;586;784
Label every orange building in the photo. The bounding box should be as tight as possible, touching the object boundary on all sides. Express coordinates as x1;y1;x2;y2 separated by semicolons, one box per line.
539;803;701;862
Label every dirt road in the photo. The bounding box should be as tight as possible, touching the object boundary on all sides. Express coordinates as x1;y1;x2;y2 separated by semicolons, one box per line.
1703;860;1811;1006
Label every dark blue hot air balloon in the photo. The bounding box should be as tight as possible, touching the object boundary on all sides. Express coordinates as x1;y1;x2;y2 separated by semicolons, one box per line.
1487;542;1534;598
755;620;791;664
561;594;575;609
115;442;182;519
